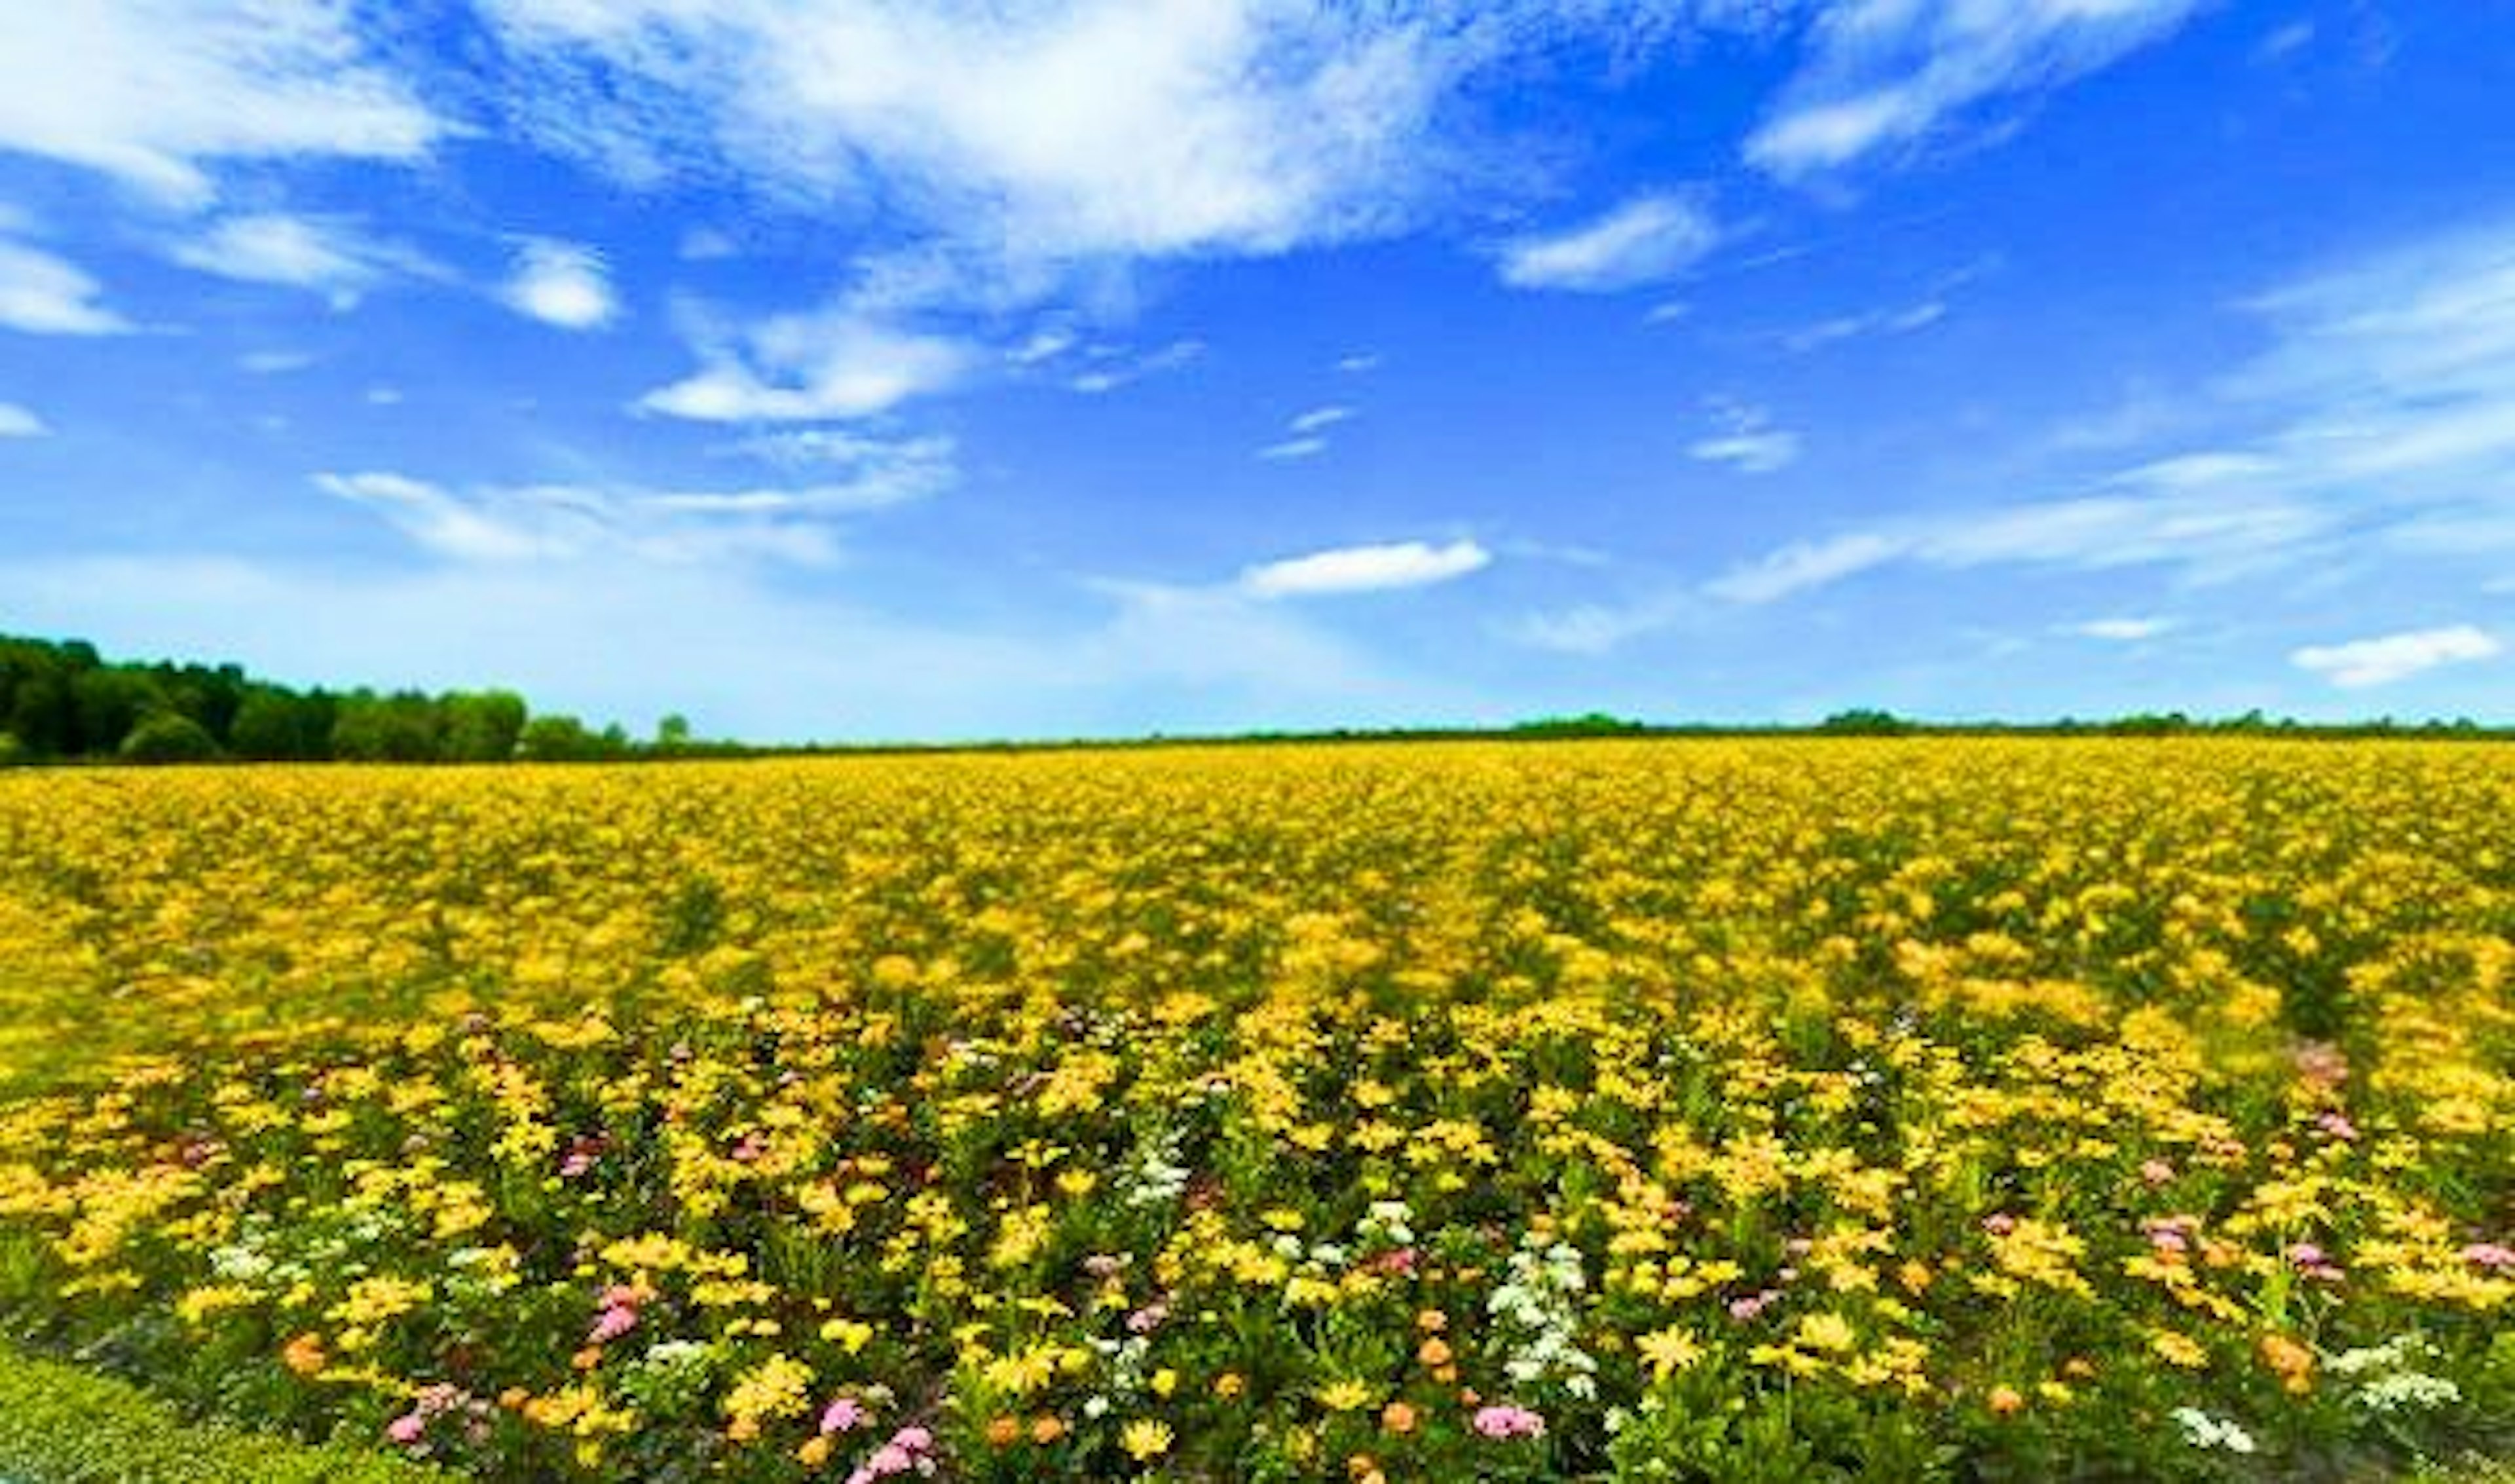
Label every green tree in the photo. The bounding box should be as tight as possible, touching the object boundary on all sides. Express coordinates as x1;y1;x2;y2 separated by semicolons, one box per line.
71;668;163;755
329;692;439;762
229;690;327;761
441;690;528;762
117;712;220;764
519;713;599;762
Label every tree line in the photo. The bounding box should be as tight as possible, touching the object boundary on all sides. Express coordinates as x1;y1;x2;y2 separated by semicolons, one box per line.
0;633;710;766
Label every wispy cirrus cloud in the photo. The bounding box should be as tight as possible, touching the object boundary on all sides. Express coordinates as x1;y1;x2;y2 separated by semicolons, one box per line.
0;400;48;437
1688;400;1801;474
318;452;945;567
169;212;431;306
1747;0;2207;177
0;1;440;206
1259;404;1358;460
0;238;131;335
1497;191;1718;293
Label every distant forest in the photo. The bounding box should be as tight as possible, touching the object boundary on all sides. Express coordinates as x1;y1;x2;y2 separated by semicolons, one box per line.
0;632;2503;767
0;633;690;766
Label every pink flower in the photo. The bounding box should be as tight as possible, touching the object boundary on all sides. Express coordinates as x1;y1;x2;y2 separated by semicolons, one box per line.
1472;1404;1546;1439
2316;1111;2358;1141
386;1411;426;1445
868;1443;914;1474
820;1397;868;1435
2140;1159;2175;1186
1982;1213;2016;1237
2287;1242;2326;1268
893;1426;933;1453
588;1303;638;1344
2463;1242;2514;1270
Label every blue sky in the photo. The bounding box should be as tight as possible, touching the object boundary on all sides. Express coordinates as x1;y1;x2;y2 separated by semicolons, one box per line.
3;1;2513;740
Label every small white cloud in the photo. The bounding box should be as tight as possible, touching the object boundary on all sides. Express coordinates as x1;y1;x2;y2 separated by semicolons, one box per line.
1240;539;1491;599
1642;299;1692;325
1688;402;1801;474
365;385;403;406
1258;436;1330;462
1007;325;1077;365
2071;617;2174;641
1336;352;1382;373
641;313;973;422
170;213;419;306
2292;625;2501;688
0;400;48;437
1063;337;1204;396
1289;405;1355;434
237;350;314;374
504;239;618;330
0;238;130;335
1499;192;1718;293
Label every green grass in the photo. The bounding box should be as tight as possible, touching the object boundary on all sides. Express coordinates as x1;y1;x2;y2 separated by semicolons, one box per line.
0;1343;444;1484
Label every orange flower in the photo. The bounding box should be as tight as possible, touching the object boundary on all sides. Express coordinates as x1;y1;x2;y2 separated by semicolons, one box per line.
1417;1336;1453;1367
796;1436;833;1468
986;1416;1021;1447
2260;1334;2315;1395
1030;1415;1067;1445
1988;1386;2025;1416
1381;1401;1419;1435
280;1332;326;1377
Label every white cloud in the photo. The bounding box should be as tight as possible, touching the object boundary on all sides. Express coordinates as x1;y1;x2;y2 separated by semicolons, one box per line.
1706;531;1901;603
0;1;439;206
1781;297;1947;352
0;238;130;335
1704;213;2515;612
1747;0;2206;176
319;456;946;567
1240;539;1492;598
169;213;422;305
503;239;618;329
0;401;48;437
1258;437;1330;462
1290;405;1356;434
237;350;314;374
1337;352;1383;373
2292;625;2501;689
1688;402;1801;473
1498;192;1718;292
641;312;973;422
1063;338;1204;396
2071;616;2174;641
483;2;1561;274
1505;593;1696;654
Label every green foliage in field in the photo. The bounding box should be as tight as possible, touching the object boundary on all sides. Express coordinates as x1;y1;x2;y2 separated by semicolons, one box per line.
0;1341;444;1484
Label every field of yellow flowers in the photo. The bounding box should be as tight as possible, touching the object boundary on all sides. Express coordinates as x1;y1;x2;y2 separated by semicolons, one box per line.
0;739;2508;1481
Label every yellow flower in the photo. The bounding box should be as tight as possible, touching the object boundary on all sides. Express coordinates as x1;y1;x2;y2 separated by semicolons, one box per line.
1119;1418;1173;1462
1639;1325;1705;1380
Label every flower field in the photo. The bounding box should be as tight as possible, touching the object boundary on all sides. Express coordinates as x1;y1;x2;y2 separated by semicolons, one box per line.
0;739;2508;1481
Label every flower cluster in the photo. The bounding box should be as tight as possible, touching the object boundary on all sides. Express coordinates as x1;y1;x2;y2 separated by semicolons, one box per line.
0;740;2507;1479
